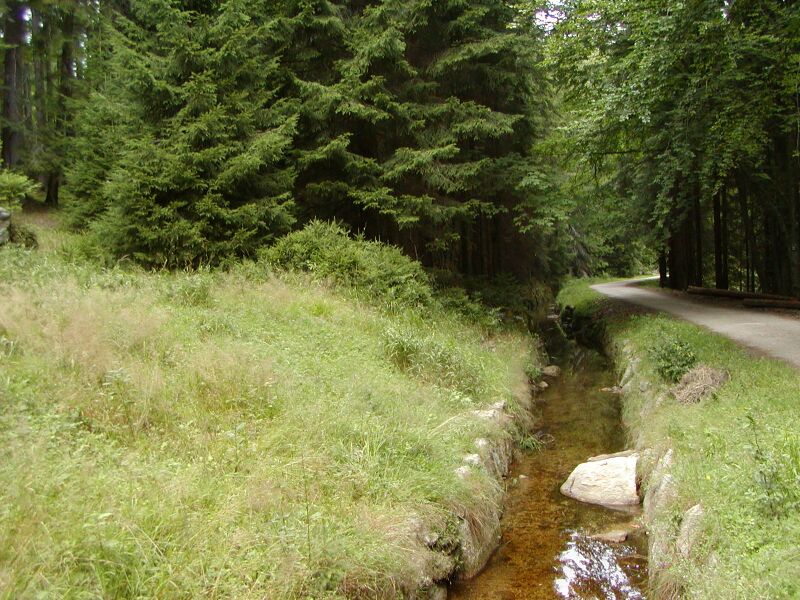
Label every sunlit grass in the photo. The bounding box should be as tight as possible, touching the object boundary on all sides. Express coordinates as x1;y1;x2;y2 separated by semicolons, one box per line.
0;221;536;598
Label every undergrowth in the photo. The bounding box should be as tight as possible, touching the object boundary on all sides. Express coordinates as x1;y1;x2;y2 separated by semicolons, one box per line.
647;334;697;383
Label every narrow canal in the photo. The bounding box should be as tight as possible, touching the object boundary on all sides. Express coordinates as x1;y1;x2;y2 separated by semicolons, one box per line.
449;341;648;599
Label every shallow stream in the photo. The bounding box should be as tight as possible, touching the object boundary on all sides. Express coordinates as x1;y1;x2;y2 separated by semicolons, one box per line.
449;341;648;599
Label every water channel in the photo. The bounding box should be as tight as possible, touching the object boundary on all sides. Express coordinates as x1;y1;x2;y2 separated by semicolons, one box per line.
449;339;648;599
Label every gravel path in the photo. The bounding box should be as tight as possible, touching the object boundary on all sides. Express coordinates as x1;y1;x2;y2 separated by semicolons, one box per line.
592;279;800;368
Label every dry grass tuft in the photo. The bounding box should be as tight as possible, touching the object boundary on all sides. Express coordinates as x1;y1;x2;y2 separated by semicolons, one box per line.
673;364;729;404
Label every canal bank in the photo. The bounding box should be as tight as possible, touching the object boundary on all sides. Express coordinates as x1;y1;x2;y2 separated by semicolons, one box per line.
450;329;648;599
554;278;800;599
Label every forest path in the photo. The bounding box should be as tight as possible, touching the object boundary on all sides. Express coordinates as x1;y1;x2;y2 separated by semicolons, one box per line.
592;279;800;368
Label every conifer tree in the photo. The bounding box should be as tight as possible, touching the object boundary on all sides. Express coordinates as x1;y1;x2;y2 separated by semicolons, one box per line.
69;0;300;266
332;0;555;278
65;0;557;276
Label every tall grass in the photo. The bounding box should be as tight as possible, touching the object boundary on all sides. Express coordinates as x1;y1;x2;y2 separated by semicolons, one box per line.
0;220;535;598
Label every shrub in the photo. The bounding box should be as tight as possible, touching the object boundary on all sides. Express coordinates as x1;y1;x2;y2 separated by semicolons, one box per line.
434;286;501;329
8;222;38;248
524;361;542;382
648;335;697;382
264;221;433;308
0;171;41;212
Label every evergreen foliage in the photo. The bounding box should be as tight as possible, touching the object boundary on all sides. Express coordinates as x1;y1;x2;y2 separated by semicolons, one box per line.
0;171;41;211
68;0;299;266
57;0;559;276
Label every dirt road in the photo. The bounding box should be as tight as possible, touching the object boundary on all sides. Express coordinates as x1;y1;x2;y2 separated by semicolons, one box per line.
592;279;800;368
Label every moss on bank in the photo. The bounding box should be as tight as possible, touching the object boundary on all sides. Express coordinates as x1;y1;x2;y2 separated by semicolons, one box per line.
558;279;800;599
0;217;539;599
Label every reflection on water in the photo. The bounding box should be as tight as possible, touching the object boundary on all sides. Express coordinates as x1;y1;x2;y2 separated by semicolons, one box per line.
555;532;646;599
448;345;648;600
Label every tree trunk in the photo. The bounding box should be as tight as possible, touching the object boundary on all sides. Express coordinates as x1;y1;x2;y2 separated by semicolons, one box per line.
2;2;27;168
721;186;730;290
714;190;724;288
45;9;76;206
692;194;703;287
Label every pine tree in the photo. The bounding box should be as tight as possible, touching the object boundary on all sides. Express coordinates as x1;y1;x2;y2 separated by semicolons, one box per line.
69;0;300;266
329;0;555;278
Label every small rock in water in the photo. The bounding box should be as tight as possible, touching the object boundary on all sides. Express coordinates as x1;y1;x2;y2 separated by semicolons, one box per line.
537;381;549;391
561;454;640;507
542;365;562;378
601;386;623;394
590;529;630;543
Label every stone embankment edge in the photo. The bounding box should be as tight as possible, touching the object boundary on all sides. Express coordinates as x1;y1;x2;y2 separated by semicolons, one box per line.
410;358;547;599
569;310;708;599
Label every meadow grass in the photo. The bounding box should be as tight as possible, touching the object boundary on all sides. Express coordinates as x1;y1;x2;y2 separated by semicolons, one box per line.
558;279;800;599
0;217;536;599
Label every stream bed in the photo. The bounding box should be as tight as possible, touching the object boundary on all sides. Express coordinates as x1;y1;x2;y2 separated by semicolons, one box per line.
449;344;648;599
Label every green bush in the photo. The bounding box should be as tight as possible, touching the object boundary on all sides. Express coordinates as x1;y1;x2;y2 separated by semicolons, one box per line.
434;286;501;329
648;335;697;382
524;361;542;382
0;171;40;212
264;220;433;308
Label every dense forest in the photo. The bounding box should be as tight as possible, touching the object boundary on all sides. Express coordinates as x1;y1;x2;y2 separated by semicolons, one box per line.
1;0;798;295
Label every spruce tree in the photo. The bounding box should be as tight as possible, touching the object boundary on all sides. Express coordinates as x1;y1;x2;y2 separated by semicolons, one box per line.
64;0;556;276
331;0;555;278
69;0;300;266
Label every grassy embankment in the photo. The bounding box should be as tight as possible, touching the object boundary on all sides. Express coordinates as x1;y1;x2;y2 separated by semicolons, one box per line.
558;278;800;599
0;216;539;599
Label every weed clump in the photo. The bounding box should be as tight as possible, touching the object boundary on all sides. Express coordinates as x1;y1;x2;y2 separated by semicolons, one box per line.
163;272;214;307
648;335;697;383
382;325;485;398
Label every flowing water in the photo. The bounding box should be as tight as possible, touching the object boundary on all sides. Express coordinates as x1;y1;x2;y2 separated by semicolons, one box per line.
449;342;648;600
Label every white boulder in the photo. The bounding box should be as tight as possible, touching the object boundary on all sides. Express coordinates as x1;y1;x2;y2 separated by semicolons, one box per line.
561;453;640;507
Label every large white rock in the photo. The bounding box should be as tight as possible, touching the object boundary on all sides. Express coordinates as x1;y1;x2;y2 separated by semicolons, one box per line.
560;454;640;507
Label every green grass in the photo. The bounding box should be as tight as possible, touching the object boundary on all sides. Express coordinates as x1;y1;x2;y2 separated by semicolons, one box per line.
558;279;800;599
0;217;537;599
556;277;614;318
